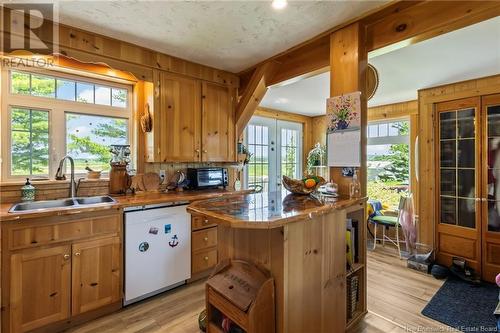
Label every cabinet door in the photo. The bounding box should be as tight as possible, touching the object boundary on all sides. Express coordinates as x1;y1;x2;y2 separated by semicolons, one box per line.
160;72;202;162
10;245;71;333
71;237;121;315
201;82;236;162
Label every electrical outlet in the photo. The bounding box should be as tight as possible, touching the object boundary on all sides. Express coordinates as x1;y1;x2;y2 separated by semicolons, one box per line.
159;169;166;181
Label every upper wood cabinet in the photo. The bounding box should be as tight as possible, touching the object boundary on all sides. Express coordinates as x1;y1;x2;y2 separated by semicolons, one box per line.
202;82;236;162
71;237;121;315
159;73;202;162
146;70;236;163
10;245;71;333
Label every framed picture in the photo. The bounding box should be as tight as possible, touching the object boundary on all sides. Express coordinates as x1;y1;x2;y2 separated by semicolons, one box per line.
326;91;361;133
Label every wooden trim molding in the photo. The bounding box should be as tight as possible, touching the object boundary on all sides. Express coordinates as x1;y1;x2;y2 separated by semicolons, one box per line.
368;100;418;122
366;1;500;55
235;62;277;137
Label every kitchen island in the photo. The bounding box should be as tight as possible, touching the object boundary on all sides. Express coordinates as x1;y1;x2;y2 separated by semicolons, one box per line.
187;191;367;333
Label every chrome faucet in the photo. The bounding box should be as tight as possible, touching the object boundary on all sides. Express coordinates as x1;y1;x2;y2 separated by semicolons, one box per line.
55;155;76;198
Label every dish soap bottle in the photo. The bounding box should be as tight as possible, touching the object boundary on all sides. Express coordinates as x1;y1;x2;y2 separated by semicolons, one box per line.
21;178;35;202
349;170;361;199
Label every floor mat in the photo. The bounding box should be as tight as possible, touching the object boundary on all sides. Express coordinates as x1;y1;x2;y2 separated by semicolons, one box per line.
422;277;498;332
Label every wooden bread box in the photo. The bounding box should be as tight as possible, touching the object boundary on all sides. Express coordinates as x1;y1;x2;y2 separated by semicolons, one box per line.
206;259;275;333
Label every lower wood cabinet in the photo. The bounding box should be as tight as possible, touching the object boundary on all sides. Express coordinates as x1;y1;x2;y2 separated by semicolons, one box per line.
2;210;122;333
71;237;121;315
191;215;218;278
10;245;71;333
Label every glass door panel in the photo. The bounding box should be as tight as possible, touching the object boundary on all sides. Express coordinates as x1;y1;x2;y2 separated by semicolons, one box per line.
438;108;477;229
246;117;276;193
486;103;500;232
245;117;302;195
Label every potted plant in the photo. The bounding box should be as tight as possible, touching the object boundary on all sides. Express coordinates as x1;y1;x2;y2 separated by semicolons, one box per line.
307;143;326;173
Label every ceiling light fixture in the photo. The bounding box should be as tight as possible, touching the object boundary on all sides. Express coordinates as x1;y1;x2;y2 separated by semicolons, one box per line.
272;0;287;10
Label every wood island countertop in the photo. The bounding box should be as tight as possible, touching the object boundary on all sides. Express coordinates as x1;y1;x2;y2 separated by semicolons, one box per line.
0;189;252;222
187;191;367;229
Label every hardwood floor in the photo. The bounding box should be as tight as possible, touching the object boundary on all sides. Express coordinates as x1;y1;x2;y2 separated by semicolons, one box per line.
66;247;452;333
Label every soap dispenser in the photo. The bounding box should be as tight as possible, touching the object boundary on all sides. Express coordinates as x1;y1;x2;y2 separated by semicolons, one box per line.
349;169;361;199
21;178;35;202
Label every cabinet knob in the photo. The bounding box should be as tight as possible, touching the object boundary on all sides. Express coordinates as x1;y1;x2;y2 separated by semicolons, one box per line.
203;150;208;153
204;256;209;261
63;254;70;260
195;149;200;153
74;252;81;256
204;237;209;242
204;219;209;224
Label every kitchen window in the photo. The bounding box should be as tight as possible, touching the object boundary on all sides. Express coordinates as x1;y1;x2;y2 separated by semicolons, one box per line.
1;68;133;181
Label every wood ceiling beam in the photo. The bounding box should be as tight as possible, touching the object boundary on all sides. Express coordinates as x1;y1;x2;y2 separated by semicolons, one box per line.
235;61;277;137
366;1;500;54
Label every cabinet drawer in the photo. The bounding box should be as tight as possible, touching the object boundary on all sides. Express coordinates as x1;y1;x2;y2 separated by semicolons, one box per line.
192;215;217;231
192;227;218;252
192;248;217;274
8;213;121;250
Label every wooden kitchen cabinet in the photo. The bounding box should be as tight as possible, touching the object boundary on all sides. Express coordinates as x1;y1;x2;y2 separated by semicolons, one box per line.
202;82;236;162
71;236;121;315
2;210;122;333
9;245;71;333
159;72;202;162
146;70;236;163
190;215;218;279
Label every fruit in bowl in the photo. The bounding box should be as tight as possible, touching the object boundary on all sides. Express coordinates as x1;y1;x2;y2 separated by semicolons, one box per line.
282;175;326;195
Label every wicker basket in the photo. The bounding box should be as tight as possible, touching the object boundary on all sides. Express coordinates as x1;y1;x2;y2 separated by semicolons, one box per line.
282;175;326;195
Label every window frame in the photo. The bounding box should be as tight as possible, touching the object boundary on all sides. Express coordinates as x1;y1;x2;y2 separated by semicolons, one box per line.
1;67;133;181
367;119;410;146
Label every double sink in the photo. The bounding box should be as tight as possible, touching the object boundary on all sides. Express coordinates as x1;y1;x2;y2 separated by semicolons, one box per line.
9;195;116;213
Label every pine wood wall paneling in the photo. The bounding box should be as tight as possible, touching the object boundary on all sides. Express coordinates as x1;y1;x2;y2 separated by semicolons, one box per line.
418;74;500;247
1;7;239;87
329;22;368;197
367;100;418;121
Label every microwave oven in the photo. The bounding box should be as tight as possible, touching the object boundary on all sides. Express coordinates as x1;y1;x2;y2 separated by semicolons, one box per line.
186;167;228;189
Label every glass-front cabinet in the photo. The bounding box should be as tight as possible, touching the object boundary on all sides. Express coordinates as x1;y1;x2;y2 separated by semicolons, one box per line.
436;94;500;282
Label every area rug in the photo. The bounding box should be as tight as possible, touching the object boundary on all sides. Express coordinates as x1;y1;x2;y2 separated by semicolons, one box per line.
422;277;498;332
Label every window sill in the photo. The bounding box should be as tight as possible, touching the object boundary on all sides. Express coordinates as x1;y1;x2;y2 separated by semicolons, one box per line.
0;178;110;187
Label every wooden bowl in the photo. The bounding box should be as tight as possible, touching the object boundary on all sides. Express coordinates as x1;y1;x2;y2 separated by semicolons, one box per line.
282;175;326;195
87;171;101;179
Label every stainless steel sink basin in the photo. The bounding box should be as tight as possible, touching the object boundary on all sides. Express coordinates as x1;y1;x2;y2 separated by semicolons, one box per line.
9;196;116;213
75;196;115;205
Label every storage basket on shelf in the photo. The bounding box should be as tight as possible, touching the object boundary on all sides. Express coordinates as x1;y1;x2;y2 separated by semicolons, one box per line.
205;259;275;333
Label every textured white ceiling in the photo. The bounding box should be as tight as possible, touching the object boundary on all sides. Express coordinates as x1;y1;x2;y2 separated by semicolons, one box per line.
53;0;386;73
260;16;500;115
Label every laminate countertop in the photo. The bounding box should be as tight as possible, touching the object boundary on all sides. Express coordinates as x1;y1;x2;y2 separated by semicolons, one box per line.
187;191;367;229
0;189;252;222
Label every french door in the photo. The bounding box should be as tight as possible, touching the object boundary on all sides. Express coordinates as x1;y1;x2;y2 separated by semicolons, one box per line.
436;94;500;282
245;116;302;194
481;94;500;282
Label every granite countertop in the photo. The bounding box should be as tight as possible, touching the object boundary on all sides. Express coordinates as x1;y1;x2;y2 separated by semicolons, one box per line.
0;189;252;222
187;191;367;229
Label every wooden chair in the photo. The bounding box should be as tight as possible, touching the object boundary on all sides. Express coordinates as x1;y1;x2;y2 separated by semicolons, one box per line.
369;196;407;258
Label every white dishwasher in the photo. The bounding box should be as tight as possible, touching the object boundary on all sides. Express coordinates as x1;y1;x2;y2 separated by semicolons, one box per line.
124;202;191;305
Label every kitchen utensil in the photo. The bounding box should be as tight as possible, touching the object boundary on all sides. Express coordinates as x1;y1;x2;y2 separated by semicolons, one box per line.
130;174;145;192
143;172;161;191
